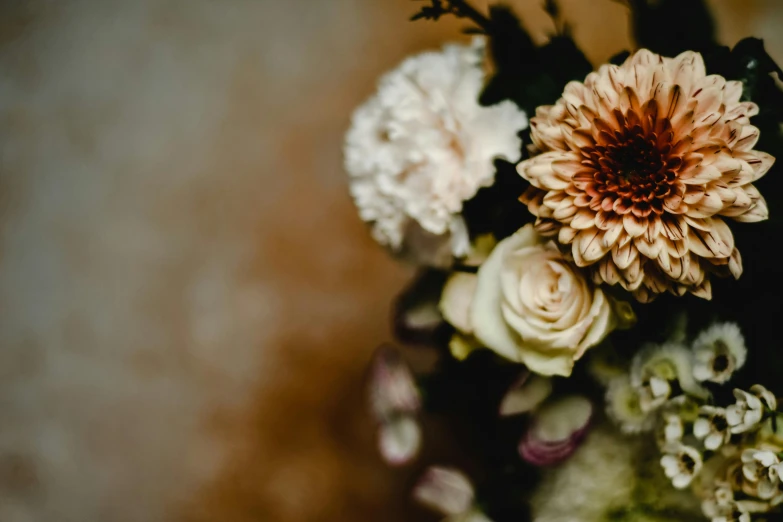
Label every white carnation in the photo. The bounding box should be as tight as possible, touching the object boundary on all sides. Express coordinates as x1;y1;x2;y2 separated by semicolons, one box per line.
344;38;528;265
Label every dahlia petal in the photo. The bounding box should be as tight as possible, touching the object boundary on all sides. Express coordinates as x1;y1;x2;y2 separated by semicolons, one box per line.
682;215;711;231
621;214;645;238
664;193;685;213
558;225;579;245
693;82;725;118
622;256;644;290
602;223;623;249
666;238;688;259
597;258;620;285
643;215;663;241
630;48;660;68
670;136;694;156
709;153;742;179
563;80;591;107
710;182;738;206
729;249;743;279
592;118;615;138
670;109;695;137
535;218;560;236
658;248;687;280
724;101;759;124
669;51;707;92
683;185;706;205
574;194;592;207
521;187;546;216
688;218;734;258
661;216;688;240
620;86;642;115
678;153;703;175
612;241;639;270
691;279;712;300
660;84;686;120
733;190;769;223
635;236;664;259
595;210;619;231
576;228;610;263
724;80;743;105
568;129;596;150
681;164;721;184
571;209;597;230
745;151;775;182
553;202;578;221
519;152;570;190
690;190;723;218
731;125;760;151
684;254;705;285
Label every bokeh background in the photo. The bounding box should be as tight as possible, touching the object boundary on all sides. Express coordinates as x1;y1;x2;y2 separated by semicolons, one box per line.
0;1;781;521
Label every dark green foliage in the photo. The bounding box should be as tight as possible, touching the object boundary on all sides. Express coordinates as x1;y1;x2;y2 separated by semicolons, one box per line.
624;0;716;57
461;158;533;242
420;350;539;521
392;269;453;347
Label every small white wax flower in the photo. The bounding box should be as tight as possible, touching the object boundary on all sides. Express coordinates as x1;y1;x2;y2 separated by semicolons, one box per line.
701;485;735;519
631;343;707;412
661;444;704;489
727;385;777;434
661;412;685;447
694;406;733;451
345;39;528;266
741;449;781;500
692;323;747;384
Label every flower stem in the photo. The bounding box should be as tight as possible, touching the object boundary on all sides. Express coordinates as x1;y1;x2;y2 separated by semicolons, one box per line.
448;0;493;32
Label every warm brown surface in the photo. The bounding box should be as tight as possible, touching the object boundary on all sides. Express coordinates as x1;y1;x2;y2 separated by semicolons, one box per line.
0;1;781;522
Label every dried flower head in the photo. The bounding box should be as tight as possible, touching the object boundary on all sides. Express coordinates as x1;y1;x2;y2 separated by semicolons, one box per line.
517;49;773;302
692;322;747;384
345;39;527;266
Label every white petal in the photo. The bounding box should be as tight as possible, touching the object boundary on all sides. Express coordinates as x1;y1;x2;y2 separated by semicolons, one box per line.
379;416;421;466
413;466;475;516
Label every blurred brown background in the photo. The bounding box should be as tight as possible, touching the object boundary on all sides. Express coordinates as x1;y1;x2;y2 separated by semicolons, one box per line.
0;1;781;521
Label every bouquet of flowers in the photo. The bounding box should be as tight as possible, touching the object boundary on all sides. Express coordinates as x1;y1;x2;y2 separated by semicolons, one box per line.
343;1;783;521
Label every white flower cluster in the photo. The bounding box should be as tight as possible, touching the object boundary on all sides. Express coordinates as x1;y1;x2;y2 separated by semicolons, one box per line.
344;38;528;266
597;320;783;521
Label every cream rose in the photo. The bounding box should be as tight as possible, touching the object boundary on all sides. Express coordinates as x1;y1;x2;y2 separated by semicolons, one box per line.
441;225;633;376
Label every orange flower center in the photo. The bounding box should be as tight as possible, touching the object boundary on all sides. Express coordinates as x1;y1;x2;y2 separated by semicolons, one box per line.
577;113;685;219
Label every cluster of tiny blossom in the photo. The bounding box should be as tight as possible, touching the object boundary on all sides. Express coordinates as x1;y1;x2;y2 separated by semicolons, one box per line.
598;321;783;521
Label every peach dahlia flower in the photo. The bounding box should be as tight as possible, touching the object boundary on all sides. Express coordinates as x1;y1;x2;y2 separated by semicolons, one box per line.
517;49;774;302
